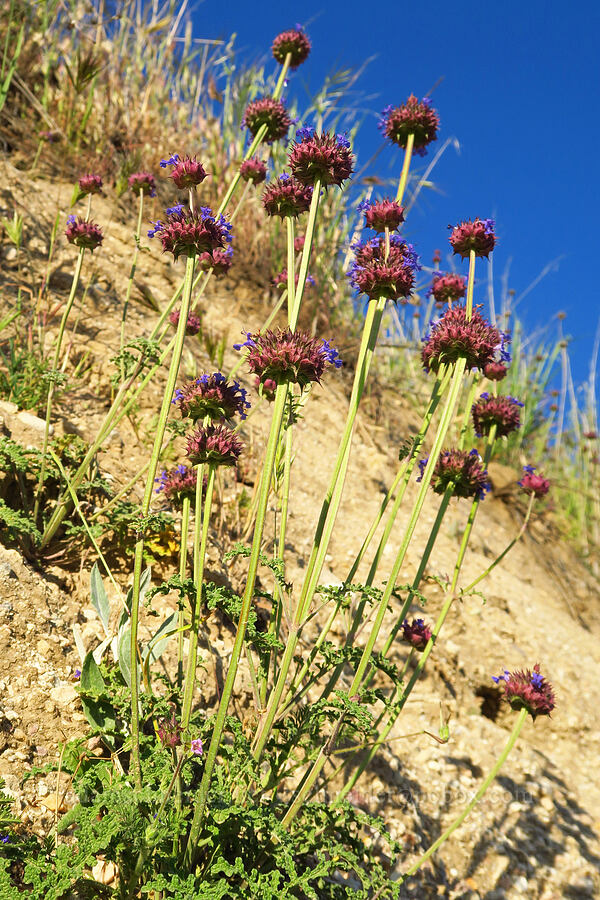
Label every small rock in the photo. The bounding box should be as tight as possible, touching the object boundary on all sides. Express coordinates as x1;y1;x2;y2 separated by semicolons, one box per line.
15;410;53;435
0;400;18;416
50;684;77;706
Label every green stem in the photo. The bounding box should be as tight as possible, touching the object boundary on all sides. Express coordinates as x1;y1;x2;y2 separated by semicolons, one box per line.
402;708;528;879
176;495;191;689
184;382;289;862
289;178;322;330
466;249;476;319
181;464;214;732
396;134;414;206
119;191;144;381
129;253;196;789
252;296;387;762
286;216;295;323
463;492;535;594
33;245;85;525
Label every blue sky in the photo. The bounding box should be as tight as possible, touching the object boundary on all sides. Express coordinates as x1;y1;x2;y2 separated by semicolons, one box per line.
193;0;600;390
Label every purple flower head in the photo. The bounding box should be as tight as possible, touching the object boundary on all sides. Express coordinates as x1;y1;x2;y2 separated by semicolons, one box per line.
472;393;523;438
422;305;503;374
492;663;555;720
155;464;198;506
128;171;157;197
240;157;267;184
78;173;103;195
422;448;491;500
0;836;9;844
484;360;509;382
243;98;291;144
361;198;405;233
40;129;61;143
169;307;202;335
65;216;103;251
190;737;203;756
272;27;311;69
402;618;433;651
272;268;315;290
158;710;181;748
74;668;81;679
294;234;305;253
236;327;342;391
174;373;250;422
262;175;313;218
518;465;550;499
186;423;244;467
166;203;185;217
288;130;354;187
295;125;315;142
379;95;440;153
198;245;234;277
449;218;496;259
429;272;467;305
148;206;232;260
162;154;208;190
348;236;418;302
160;154;180;168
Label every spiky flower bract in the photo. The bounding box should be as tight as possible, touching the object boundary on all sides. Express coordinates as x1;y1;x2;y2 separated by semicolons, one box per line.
65;215;103;251
401;618;432;651
429;272;467;305
359;198;405;233
160;154;208;189
472;393;523;437
449;218;496;259
169;308;202;336
157;709;181;748
78;173;103;195
242;98;291;144
234;328;342;390
418;449;490;500
128;172;157;197
518;465;550;498
239;157;267;184
421;305;504;373
294;235;305;252
379;95;440;155
484;360;508;382
348;236;419;302
262;174;313;218
174;373;250;422
198;246;233;277
155;465;198;506
147;206;232;260
272;268;315;290
186;423;244;467
272;27;311;68
288;128;354;186
492;663;555;720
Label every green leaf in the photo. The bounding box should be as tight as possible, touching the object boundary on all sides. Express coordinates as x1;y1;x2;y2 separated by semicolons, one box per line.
141;612;178;665
80;651;105;695
90;563;111;637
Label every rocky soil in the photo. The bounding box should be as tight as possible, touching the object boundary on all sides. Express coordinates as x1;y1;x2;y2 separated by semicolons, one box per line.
1;160;599;898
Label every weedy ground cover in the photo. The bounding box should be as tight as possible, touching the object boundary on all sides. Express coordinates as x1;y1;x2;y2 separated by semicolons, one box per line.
0;3;597;897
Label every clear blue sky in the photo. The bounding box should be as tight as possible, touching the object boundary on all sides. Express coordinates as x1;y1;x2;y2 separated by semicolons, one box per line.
193;0;600;389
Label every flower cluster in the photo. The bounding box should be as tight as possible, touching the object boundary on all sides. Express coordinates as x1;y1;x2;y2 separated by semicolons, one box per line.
158;709;181;748
243;98;291;144
418;448;490;500
379;95;440;155
262;174;313;218
169;308;202;335
148;206;232;260
421;305;505;373
429;272;467;306
288;128;354;186
65;215;103;251
492;663;555;720
272;268;315;290
483;360;508;382
472;393;523;437
78;173;102;195
359;198;405;233
186;423;244;467
240;157;267;184
198;246;233;277
155;464;198;505
518;465;550;498
174;373;250;422
402;618;432;651
294;235;305;253
128;171;157;197
348;236;419;302
234;328;342;391
449;218;496;259
160;153;208;189
272;26;311;68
